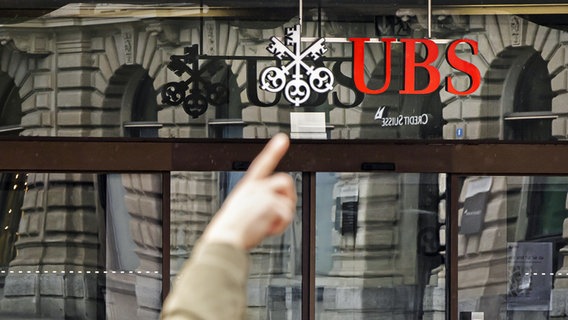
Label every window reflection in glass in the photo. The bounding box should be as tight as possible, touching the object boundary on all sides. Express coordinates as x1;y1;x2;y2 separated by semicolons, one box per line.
315;172;445;319
0;173;25;266
0;173;162;319
457;176;568;319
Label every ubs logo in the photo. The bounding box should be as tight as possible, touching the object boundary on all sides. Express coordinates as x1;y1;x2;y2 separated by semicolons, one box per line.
160;27;482;118
161;45;228;118
260;25;334;106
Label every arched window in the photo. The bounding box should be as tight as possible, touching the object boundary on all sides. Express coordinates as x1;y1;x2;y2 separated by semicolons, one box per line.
104;65;160;138
0;72;22;134
501;47;554;140
0;72;24;267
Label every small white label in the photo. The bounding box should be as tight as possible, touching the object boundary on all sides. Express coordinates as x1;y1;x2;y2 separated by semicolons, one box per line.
340;184;359;198
471;312;484;320
465;177;492;198
290;112;326;139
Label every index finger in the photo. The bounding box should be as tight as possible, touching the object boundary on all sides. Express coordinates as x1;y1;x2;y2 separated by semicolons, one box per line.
245;133;290;180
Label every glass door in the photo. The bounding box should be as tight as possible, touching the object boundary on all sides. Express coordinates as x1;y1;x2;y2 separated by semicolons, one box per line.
315;172;446;319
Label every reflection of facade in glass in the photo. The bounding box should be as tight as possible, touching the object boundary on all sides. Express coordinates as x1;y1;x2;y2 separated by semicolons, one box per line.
0;1;568;319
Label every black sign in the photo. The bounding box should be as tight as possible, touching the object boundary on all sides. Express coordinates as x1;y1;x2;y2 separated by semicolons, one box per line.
459;177;492;235
161;45;228;118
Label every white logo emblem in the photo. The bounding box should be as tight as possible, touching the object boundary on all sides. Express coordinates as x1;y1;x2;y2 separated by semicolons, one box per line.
374;106;387;120
260;25;334;107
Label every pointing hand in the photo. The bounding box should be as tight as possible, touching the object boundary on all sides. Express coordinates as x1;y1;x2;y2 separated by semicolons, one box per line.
202;133;297;250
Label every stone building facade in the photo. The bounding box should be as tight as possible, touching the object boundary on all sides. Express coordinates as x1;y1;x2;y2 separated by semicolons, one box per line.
0;2;567;319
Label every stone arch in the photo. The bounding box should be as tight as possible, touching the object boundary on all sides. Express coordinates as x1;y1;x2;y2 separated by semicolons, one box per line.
93;25;168;137
0;43;44;135
102;64;158;137
481;46;553;140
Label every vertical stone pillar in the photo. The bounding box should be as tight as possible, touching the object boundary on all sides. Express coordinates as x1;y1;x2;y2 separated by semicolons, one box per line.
423;266;447;320
55;31;102;137
422;175;447;320
1;29;115;318
1;173;104;318
122;174;163;320
169;172;218;281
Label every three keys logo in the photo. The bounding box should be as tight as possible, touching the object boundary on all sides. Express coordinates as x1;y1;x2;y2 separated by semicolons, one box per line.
161;45;228;118
260;25;335;107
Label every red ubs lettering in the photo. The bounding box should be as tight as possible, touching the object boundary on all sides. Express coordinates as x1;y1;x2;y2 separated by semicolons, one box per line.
350;38;481;95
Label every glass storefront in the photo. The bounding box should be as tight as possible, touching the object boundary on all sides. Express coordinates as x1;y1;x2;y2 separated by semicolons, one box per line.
0;142;566;319
0;1;568;319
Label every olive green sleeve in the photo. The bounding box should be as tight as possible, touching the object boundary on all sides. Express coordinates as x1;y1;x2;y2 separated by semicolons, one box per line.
160;242;249;320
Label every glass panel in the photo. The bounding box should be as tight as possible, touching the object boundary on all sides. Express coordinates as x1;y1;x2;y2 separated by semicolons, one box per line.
0;172;163;319
169;171;303;319
0;1;567;141
457;176;568;319
315;172;446;319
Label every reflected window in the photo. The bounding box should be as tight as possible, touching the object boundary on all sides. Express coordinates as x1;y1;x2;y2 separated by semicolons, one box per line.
315;172;444;319
103;65;160;138
0;72;21;133
0;72;23;270
525;177;568;240
0;173;25;266
501;47;554;141
100;173;163;319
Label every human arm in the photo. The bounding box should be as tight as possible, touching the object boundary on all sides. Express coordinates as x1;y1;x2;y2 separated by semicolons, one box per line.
160;133;296;320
